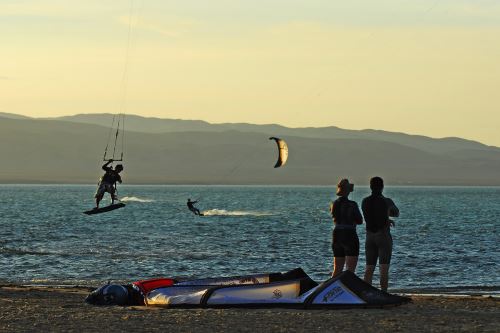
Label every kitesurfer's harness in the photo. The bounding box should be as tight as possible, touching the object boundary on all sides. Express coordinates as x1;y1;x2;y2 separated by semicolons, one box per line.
334;224;356;230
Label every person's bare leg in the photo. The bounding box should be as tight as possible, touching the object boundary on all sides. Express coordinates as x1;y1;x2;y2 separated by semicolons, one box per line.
332;257;345;277
112;189;119;204
364;265;376;285
345;256;358;273
379;264;390;291
95;195;103;209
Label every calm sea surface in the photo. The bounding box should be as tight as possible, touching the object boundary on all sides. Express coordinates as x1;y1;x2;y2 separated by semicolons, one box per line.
0;185;498;293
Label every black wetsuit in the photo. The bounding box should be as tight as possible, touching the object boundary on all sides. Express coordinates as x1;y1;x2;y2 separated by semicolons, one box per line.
331;197;363;257
187;200;201;215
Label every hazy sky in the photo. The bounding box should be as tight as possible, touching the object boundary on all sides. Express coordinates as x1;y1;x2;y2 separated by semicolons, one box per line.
1;0;499;146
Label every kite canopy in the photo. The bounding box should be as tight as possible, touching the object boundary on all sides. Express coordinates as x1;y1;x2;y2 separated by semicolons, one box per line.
269;137;288;168
86;268;411;308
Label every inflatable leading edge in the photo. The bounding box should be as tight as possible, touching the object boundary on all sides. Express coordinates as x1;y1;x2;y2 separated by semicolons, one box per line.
85;268;410;308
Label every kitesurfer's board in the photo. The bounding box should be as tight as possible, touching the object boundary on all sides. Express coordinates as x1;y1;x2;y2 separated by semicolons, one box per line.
84;203;126;215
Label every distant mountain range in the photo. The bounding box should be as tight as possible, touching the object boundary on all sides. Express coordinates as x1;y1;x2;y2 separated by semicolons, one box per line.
0;112;499;185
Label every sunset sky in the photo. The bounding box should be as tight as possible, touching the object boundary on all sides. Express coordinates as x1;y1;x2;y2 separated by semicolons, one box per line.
1;0;499;146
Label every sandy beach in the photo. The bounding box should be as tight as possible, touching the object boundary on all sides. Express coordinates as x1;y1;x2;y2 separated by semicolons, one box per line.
0;286;498;333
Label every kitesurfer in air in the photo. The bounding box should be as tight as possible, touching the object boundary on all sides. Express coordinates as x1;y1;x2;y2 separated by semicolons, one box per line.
94;159;123;209
187;199;202;216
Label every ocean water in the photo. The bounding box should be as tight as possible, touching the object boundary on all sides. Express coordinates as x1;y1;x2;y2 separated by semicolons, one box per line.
0;185;498;293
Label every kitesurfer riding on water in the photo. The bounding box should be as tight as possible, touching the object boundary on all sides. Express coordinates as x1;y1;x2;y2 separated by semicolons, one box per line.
95;159;123;209
187;199;202;216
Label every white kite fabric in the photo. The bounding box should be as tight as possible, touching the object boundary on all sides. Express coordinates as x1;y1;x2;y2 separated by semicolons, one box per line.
269;137;289;168
143;270;392;307
86;268;410;308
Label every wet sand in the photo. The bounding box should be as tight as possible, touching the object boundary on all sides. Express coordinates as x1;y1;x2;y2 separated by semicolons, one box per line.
0;286;498;333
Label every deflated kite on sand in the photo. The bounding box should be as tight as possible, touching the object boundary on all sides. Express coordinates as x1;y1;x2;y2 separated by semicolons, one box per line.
86;268;410;308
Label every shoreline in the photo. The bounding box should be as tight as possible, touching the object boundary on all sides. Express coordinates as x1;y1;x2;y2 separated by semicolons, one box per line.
1;283;498;297
1;286;498;332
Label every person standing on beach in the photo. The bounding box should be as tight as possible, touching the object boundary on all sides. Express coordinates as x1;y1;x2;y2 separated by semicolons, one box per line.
362;176;399;292
330;179;363;277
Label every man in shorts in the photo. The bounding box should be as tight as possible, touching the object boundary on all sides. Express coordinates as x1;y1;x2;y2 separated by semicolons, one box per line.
95;159;123;209
361;176;399;291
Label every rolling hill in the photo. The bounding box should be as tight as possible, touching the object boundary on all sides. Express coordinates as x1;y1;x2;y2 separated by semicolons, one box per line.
1;114;499;185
